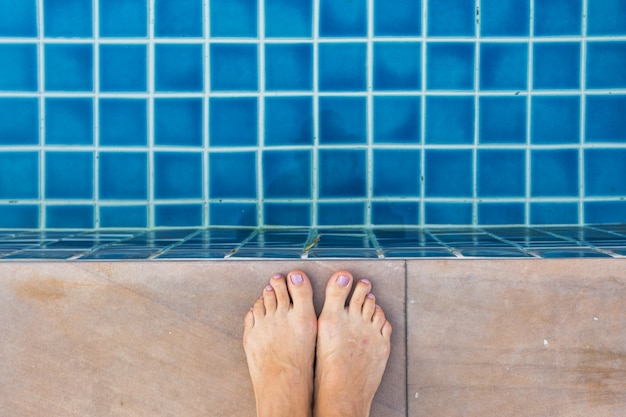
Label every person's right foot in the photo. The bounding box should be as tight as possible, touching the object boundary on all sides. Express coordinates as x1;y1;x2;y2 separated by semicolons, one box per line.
313;271;392;417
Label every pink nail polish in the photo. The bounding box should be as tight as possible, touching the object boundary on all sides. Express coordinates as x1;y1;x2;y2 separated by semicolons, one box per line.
290;273;304;285
361;278;371;284
367;293;375;299
266;285;273;291
272;273;282;279
336;275;350;286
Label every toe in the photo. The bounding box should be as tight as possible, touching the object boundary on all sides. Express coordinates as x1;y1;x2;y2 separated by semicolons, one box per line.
382;320;393;338
349;278;372;316
271;274;291;311
244;308;254;329
322;270;353;314
263;284;277;313
372;304;386;329
286;270;315;313
362;292;376;320
252;297;265;322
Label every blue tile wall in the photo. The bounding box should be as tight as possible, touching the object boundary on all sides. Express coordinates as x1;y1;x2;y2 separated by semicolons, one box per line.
0;0;625;230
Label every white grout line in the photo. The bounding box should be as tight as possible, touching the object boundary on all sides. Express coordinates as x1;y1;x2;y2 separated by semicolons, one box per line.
93;0;100;228
147;0;155;228
256;0;265;227
203;0;210;227
473;0;481;225
579;0;588;224
37;0;45;229
311;0;320;228
525;0;535;225
365;0;374;226
419;0;428;226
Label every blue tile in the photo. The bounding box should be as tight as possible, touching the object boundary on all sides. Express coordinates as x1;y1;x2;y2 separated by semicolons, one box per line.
45;98;93;145
155;98;203;146
531;96;580;145
319;43;367;92
373;42;421;91
45;152;93;199
99;206;147;228
480;0;529;37
210;202;257;226
265;97;313;146
427;0;474;36
209;152;257;198
0;98;39;145
375;0;421;36
531;149;579;197
99;44;147;92
478;202;525;225
373;149;420;197
99;152;148;200
425;202;473;225
264;203;311;226
209;97;257;147
263;150;311;198
155;204;203;227
210;44;258;91
155;44;203;92
265;43;312;91
0;44;38;92
0;152;38;199
318;150;366;198
425;150;473;197
585;149;626;196
586;42;626;89
0;0;37;36
211;0;257;37
371;202;420;225
44;44;93;91
319;0;366;37
265;0;311;37
478;150;526;197
154;152;203;199
99;99;147;146
155;0;203;37
373;96;420;144
586;95;626;143
44;0;92;38
317;203;365;226
46;205;94;228
99;0;148;37
0;205;39;228
319;97;367;144
530;202;579;225
585;201;626;224
479;96;527;144
587;0;626;35
480;43;528;90
533;43;580;90
426;43;474;91
534;0;582;36
425;96;474;145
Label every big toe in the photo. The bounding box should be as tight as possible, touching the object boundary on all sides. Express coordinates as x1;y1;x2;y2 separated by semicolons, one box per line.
321;270;354;314
286;270;315;313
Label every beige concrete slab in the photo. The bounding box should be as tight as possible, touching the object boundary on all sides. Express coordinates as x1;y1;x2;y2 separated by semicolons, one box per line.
0;260;406;417
407;259;626;417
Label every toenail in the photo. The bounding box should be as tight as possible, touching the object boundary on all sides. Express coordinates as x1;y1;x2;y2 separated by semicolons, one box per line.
272;273;282;279
367;293;375;299
361;278;371;284
336;275;350;287
290;273;304;285
266;285;273;291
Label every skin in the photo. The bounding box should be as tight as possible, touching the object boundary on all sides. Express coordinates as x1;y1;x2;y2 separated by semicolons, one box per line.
243;270;392;417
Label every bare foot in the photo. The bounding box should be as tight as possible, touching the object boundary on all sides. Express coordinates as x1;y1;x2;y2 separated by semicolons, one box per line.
243;271;317;417
314;271;392;417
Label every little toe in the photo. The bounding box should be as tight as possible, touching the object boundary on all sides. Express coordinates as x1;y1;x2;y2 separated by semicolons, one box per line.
382;320;393;338
372;305;387;329
271;273;291;310
322;270;354;314
244;308;254;330
349;278;372;316
263;284;277;313
286;270;315;313
362;292;376;320
252;297;266;322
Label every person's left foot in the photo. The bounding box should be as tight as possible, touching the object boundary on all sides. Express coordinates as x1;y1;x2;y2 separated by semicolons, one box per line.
243;271;317;417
